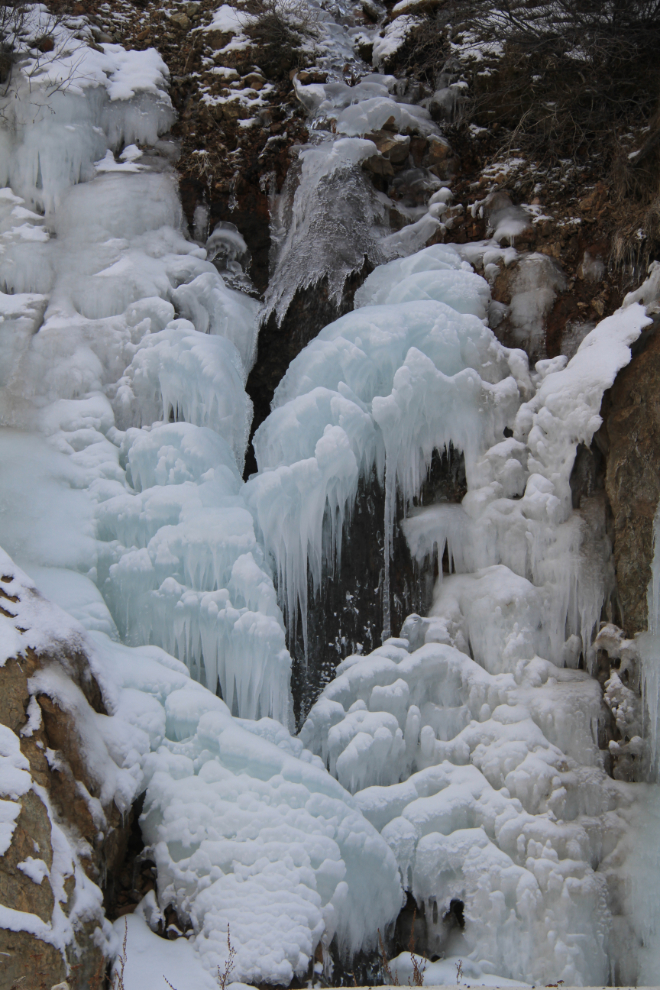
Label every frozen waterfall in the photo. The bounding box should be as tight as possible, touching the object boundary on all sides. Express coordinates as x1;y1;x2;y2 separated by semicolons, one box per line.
1;4;660;989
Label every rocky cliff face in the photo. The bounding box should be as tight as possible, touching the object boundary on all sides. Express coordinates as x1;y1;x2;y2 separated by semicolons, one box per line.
601;316;660;635
0;553;130;990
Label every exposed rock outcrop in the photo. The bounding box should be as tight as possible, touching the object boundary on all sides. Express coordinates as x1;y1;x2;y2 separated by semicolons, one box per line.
0;551;131;990
601;319;660;634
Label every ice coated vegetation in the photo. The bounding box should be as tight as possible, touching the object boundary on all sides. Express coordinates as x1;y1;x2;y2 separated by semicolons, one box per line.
2;4;660;989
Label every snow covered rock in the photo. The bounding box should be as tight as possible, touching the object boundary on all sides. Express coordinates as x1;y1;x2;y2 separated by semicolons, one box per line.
0;549;120;990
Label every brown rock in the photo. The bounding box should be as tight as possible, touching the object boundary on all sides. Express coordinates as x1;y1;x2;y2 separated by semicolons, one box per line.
0;564;132;990
602;320;660;634
243;72;264;90
423;134;450;166
296;70;328;85
0;929;68;990
169;12;190;29
409;136;427;167
578;181;608;212
365;130;410;163
0;790;54;923
363;154;395;177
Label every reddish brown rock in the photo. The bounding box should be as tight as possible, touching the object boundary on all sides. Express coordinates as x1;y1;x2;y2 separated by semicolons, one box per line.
0;562;132;990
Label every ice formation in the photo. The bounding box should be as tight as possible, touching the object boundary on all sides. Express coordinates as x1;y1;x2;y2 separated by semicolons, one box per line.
0;547;402;985
248;240;644;655
265;70;443;324
2;2;660;987
257;186;653;984
0;19;406;984
0;18;294;728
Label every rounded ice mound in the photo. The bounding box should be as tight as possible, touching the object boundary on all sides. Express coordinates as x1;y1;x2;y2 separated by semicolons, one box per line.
354;243;473;307
300;636;615;986
124;422;242;492
271;301;522;412
139;684;404;986
253;385;378;471
362;269;492;321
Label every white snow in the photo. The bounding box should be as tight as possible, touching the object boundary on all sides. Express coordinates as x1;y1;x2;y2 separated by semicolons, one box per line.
204;4;254;33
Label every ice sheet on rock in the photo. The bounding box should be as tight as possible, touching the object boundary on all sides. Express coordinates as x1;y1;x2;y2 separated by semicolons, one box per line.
267;63;443;327
251;246;533;642
264;137;390;326
506;253;566;359
334;95;435;138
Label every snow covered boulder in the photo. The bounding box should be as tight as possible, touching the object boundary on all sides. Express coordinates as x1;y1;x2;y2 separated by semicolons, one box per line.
0;549;121;990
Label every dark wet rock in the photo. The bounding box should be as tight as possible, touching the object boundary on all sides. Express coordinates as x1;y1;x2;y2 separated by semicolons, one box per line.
290;448;467;725
600;318;660;634
245;263;372;476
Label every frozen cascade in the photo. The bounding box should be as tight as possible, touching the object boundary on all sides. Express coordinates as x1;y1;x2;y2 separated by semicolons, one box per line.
0;17;408;984
301;637;615;985
0;546;403;984
256;219;655;984
248;242;647;663
0;22;294;727
2;3;660;987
